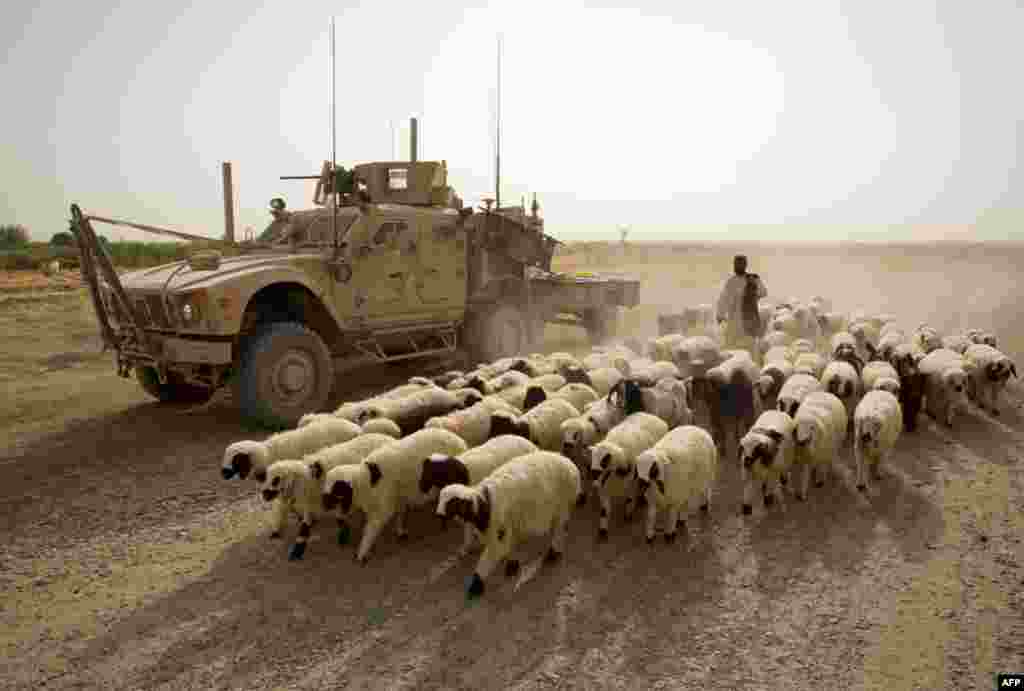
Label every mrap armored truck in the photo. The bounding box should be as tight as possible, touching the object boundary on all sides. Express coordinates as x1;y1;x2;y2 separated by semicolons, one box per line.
69;155;640;428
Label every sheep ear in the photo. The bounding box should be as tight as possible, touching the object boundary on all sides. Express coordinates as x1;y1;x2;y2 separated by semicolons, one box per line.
367;462;383;486
1011;363;1018;378
310;461;324;480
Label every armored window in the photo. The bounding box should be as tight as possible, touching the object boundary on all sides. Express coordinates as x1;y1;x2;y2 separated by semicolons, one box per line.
387;168;408;191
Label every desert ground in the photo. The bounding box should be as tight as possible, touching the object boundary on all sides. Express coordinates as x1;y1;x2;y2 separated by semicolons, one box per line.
1;242;1022;691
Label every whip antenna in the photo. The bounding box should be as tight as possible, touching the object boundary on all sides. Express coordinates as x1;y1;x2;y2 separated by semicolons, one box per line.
495;33;501;210
330;16;338;255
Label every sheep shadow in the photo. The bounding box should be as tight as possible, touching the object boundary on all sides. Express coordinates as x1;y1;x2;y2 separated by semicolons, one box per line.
0;402;250;540
56;492;728;690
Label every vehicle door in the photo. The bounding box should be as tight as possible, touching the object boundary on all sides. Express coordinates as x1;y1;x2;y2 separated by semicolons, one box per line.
415;210;467;314
349;215;417;322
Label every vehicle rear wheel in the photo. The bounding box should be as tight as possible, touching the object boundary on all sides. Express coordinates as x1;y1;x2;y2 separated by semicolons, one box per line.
469;304;529;364
136;366;214;404
233;321;334;429
583;306;618;345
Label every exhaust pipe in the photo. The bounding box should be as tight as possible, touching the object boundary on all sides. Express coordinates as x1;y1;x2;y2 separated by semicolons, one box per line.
410;117;418;163
221;161;235;244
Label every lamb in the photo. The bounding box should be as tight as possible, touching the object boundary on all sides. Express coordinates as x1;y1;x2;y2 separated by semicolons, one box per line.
853;390;903;492
917;348;969;428
962;344;1017;416
776;372;824;418
591;412;669;539
861;361;901;395
436;450;583;597
820;360;861;433
423;396;519;447
261;433;397;560
738;411;796;514
671;335;724;379
221;417;363;483
320;428;469;564
360;417;403;438
356;387;470;436
490;398;581;452
793;352;827;379
790;391;848;501
420;434;539;555
635;425;718;544
912;325;944;356
697;349;762;456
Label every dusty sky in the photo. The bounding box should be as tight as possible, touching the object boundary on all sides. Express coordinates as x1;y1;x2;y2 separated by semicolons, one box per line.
1;0;1021;243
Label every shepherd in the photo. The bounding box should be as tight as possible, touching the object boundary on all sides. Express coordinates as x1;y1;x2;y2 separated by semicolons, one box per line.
716;255;767;362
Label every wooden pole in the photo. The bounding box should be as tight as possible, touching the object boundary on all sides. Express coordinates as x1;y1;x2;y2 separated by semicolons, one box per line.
222;161;235;244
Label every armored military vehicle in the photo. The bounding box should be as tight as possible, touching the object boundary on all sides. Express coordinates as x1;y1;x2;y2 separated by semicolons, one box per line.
68;151;640;428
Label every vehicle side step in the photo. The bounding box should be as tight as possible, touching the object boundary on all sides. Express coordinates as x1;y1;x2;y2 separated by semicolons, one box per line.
347;321;459;365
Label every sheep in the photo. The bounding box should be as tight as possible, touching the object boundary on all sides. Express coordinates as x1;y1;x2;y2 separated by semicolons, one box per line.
756;356;794;412
830;332;857;358
788;339;816;361
875;330;907;364
614;356;656;378
577;366;624;397
330;379;438;423
477;369;531;394
629;360;681;387
262;433;397;560
360;417;403;438
355;387;471;436
582;351;617;371
420;435;539;555
879;321;904;341
436;450;582;598
942;333;971;355
791;391;848;500
635;425;718;544
816;312;849;344
887;343;925;432
912;325;944;356
808;295;832;317
862;361;901;395
422;396;516;448
591;412;670;539
820;360;861;433
962;344;1017;416
221;417;363;483
549;382;600;412
559;397;628;467
474;356;521;380
490;398;581;452
431;370;465;388
738;411;796;514
968;330;998;349
848;321;879;363
320;428;468;563
671;335;724;379
853;390;903;492
696;349;762;456
793;352;827;379
918;348;970;428
639;377;693;429
791;304;823;345
491;373;567;411
776;372;824;418
760;329;795;354
649;334;687;363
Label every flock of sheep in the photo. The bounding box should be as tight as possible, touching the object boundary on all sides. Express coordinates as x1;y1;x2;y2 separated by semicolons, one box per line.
218;294;1017;598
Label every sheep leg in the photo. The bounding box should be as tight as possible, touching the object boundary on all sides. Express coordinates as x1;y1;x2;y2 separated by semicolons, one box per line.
269;497;288;538
457;522;477;557
598;491;612;540
288;513;314;561
645;500;659;544
664;506;681;544
394;505;410;541
355;517;386;565
468;543;506;598
741;475;756;515
701;485;712;512
624;493;636;522
797;463;810;502
548;513;569;560
763;481;775;507
855;438;867;492
337;517;352;546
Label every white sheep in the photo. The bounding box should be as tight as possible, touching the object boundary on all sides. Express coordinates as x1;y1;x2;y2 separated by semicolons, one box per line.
738;410;796;514
424;396;519;447
360;417;402;438
549;382;600;412
320;428;469;564
635;425;718;544
756;358;794;412
559;397;628;466
792;352;826;379
649;334;687;363
474;356;521;380
221;417;363;483
356;387;470;435
330;379;437;423
808;295;833;317
582;351;617;371
830;332;857;358
776;372;824;418
788;338;816;360
580;367;624;397
967;329;998;349
420;434;539;555
962;344;1017;416
490;398;581;452
817;312;849;344
671;335;725;380
820;360;861;432
791;391;848;501
503;373;569;411
480;369;531;394
436;450;582;598
861;361;901;395
261;433;397;560
875;329;907;363
912;325;944;356
639;377;693;429
591;412;669;539
853;390;902;492
848;320;880;363
760;329;795;354
918;348;970;428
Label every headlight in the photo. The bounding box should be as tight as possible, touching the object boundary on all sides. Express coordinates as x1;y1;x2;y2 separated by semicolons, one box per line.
181;303;195;321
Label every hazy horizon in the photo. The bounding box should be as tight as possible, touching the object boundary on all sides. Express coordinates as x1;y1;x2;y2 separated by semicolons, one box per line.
2;0;1021;244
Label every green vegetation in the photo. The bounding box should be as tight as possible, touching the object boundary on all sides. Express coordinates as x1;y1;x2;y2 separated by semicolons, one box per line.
1;238;244;271
0;224;30;250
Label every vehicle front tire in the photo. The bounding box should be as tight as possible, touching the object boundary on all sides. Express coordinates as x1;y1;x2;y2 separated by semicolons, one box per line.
233;321;334;429
136;366;214;404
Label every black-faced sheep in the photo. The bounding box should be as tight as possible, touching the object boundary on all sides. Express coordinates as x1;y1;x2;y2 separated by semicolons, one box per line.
791;391;848;500
221;417;363;483
962;344;1017;416
738;411;796;515
490;398;581;452
918;348;969;428
853;390;902;493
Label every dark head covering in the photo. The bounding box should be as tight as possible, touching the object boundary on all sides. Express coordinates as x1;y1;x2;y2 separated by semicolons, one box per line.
733;254;748;275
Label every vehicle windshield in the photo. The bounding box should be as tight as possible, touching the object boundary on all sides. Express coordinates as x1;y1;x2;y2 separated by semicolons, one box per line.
257;209;358;245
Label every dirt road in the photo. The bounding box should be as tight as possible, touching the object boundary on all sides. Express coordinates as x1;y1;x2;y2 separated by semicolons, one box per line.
1;246;1022;690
